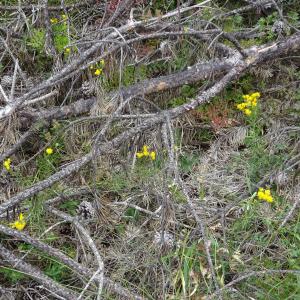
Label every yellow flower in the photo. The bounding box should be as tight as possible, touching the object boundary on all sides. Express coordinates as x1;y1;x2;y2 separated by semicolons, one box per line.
150;151;156;160
94;69;102;76
10;213;26;231
100;59;105;66
240;92;260;110
65;47;70;54
3;158;11;171
61;14;68;20
257;190;265;199
243;95;251;102
265;195;273;203
142;145;149;156
257;188;273;203
136;152;144;159
264;189;271;196
237;103;247;110
46;147;54;155
136;145;157;160
246;96;253;103
50;18;58;24
244;108;252;116
252;92;261;98
251;99;257;106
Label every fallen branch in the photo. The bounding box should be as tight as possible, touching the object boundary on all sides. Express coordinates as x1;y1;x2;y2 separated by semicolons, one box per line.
0;1;96;12
47;207;105;298
0;224;143;299
0;1;213;119
21;58;231;123
1;32;300;220
0;244;78;300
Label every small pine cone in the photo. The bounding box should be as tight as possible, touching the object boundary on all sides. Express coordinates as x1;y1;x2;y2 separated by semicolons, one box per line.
271;20;285;35
252;0;272;13
77;201;96;220
81;81;95;97
262;3;272;9
153;231;175;249
1;75;13;88
253;0;272;9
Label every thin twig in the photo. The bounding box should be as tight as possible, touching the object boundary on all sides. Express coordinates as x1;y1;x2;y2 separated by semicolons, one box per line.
10;58;19;101
48;207;104;299
0;84;9;103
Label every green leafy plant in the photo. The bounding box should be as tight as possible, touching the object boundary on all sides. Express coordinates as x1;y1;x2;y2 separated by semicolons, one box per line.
257;12;279;41
0;267;26;284
103;64;148;91
179;153;199;173
168;184;187;204
59;199;80;215
124;207;140;222
52;22;69;53
161;233;224;298
228;199;300;299
168;85;197;108
26;28;46;54
287;11;299;25
44;261;68;282
223;15;244;32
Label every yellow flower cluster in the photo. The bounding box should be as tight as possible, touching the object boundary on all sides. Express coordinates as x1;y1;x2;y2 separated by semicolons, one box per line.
3;158;11;171
50;17;58;24
136;145;156;160
50;14;68;25
236;92;260;116
94;69;102;76
46;147;54;155
90;59;105;76
257;188;273;203
10;213;26;231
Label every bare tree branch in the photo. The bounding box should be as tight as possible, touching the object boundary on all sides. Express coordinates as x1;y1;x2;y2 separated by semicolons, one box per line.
0;244;78;300
0;224;143;299
1;32;300;216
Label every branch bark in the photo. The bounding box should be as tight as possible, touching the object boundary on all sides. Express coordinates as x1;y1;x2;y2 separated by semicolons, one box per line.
0;224;142;299
0;244;78;300
0;33;300;219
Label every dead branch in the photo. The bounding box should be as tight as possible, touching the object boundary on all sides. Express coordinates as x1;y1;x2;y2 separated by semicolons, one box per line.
1;33;300;216
47;207;105;298
0;1;218;119
0;224;143;299
1;2;299;298
0;1;96;12
0;244;78;300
